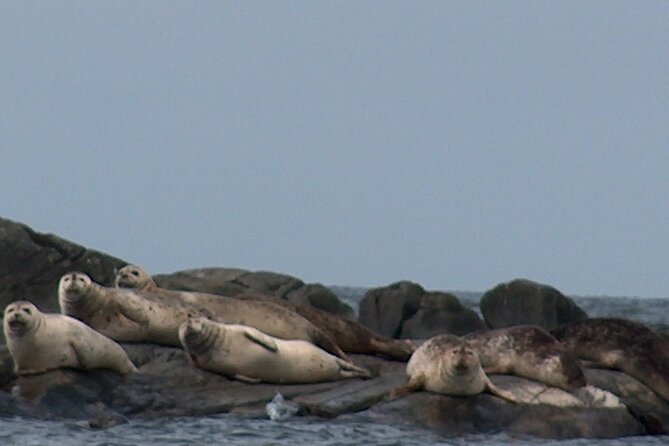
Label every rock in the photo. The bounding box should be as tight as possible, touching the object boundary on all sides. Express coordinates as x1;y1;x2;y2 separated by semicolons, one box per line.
154;268;354;319
366;389;644;439
0;217;127;316
480;279;588;330
358;281;425;338
400;292;486;339
359;283;484;339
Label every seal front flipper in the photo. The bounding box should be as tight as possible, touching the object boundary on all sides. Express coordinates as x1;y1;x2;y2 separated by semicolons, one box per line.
243;330;278;352
233;374;262;384
115;295;150;325
334;358;372;379
386;374;425;401
484;375;519;403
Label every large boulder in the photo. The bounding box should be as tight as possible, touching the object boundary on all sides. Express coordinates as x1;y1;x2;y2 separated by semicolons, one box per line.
359;282;485;339
480;279;588;330
154;268;355;319
0;217;127;314
400;292;486;339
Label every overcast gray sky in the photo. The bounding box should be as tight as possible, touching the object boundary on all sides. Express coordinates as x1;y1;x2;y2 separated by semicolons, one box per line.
2;2;668;297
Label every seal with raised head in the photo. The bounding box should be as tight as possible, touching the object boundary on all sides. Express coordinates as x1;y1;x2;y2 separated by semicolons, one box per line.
178;317;371;384
3;301;137;376
388;334;518;402
552;318;669;401
113;265;348;360
463;325;586;391
115;264;415;361
59;271;215;347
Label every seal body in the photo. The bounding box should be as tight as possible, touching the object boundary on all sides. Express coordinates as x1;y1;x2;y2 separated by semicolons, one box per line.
59;272;214;347
178;318;371;384
114;265;348;359
552;318;669;401
389;334;517;402
3;301;137;376
464;326;586;390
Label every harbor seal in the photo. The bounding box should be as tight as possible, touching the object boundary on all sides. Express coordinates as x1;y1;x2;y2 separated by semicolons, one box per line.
552;318;669;401
388;334;518;402
59;271;215;347
113;265;348;359
115;264;415;360
3;301;137;376
463;326;586;390
178;317;371;384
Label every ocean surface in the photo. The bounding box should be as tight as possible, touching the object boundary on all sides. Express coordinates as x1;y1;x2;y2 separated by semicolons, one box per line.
2;288;668;446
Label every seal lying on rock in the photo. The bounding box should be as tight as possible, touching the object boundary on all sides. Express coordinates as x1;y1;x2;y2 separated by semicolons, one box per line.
552;318;669;401
116;264;415;361
3;301;137;376
59;271;214;347
114;265;348;360
178;317;372;384
388;334;518;402
463;325;586;391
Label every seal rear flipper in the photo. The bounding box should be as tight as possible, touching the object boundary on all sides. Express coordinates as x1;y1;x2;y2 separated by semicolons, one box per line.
335;358;373;379
371;338;416;361
312;330;349;361
243;330;278;352
386;375;425;401
234;374;262;384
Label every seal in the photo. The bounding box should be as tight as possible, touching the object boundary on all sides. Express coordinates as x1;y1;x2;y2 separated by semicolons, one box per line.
463;326;586;391
3;301;137;376
552;318;669;401
58;271;215;347
388;334;518;402
178;317;372;384
115;264;415;360
113;265;348;360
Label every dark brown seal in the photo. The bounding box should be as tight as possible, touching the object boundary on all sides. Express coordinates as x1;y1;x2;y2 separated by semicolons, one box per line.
551;318;669;401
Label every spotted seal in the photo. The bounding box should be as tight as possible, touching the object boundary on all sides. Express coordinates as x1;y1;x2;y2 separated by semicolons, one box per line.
3;301;137;376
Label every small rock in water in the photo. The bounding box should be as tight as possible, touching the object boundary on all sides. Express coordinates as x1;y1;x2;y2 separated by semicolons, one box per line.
265;393;299;421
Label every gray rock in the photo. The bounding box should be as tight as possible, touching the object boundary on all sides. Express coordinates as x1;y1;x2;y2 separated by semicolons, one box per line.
480;279;588;330
400;292;486;339
0;217;127;315
358;281;425;338
154;268;354;319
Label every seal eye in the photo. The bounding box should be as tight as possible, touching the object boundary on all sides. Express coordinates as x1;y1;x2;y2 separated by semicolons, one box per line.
5;307;14;315
132;270;139;277
22;308;32;316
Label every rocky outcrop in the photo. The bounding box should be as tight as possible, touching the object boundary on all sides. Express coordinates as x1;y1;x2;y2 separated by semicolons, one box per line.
359;282;485;339
480;279;588;330
0;217;126;314
155;268;355;319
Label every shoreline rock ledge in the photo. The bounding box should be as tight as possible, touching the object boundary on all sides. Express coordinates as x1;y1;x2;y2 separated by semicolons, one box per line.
0;216;668;439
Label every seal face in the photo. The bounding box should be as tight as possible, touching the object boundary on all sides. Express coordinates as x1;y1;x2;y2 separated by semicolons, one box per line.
388;334;518;402
115;265;157;291
59;271;214;347
113;265;348;360
552;318;669;401
178;317;371;384
3;301;137;376
464;325;586;390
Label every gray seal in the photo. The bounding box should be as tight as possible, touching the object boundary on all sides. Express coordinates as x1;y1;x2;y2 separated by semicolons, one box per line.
463;325;586;390
388;334;518;402
115;264;415;360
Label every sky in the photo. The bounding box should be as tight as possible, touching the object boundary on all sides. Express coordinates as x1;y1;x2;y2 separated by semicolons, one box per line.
1;2;668;298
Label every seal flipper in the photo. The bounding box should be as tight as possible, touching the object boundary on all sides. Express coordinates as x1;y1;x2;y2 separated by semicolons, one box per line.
335;358;372;379
115;294;150;325
243;330;278;352
234;374;262;384
483;375;519;403
387;374;425;401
